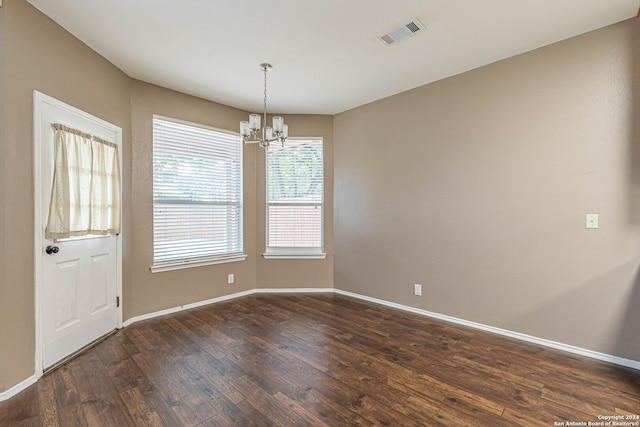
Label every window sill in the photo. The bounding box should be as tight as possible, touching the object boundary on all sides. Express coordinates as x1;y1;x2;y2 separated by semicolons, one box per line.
150;254;247;273
263;249;326;260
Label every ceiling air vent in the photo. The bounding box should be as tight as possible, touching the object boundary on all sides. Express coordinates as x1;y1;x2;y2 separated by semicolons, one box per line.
379;18;425;46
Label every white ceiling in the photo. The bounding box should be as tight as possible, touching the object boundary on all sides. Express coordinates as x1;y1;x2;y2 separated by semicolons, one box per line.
26;0;640;115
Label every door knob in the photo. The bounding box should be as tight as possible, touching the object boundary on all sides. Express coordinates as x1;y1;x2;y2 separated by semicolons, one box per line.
45;245;59;255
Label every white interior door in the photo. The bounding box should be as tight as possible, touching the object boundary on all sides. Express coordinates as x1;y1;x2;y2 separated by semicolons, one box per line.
35;92;122;370
42;236;118;368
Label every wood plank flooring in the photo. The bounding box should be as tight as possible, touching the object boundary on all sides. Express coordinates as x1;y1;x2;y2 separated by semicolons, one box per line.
1;293;639;426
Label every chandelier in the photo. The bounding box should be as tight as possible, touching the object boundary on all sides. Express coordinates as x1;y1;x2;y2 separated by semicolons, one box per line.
240;63;288;148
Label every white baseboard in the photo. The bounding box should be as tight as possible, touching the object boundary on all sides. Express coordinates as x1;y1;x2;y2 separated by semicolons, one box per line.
122;289;256;327
334;289;640;371
4;286;638;402
126;286;640;371
0;375;38;402
122;287;334;328
255;287;335;294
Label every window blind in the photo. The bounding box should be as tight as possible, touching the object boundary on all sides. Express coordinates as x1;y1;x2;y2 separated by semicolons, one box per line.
153;117;243;266
266;139;323;251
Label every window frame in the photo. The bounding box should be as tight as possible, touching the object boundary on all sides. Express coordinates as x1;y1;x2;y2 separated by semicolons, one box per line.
263;137;326;260
150;115;246;273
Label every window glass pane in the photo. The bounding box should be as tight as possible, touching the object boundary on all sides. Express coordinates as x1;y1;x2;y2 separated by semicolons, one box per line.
153;117;243;264
266;139;323;249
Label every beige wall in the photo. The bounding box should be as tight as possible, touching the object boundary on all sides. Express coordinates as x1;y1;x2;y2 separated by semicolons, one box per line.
0;0;132;390
4;0;639;397
128;80;258;318
256;114;334;289
0;0;335;393
334;18;640;361
127;85;335;315
124;86;333;318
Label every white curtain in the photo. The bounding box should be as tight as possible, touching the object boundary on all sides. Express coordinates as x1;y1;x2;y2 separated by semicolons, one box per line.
45;124;121;239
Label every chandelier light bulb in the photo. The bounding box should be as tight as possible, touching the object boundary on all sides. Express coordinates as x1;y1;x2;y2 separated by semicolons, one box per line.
249;114;261;132
273;116;284;133
240;121;250;137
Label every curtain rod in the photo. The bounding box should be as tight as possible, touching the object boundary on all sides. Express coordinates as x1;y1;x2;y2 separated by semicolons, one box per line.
52;123;116;148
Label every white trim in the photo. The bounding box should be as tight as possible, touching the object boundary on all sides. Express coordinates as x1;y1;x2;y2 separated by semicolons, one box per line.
33;92;43;377
5;285;638;401
121;285;640;371
265;137;325;255
334;289;640;371
264;247;326;258
263;253;327;260
33;91;124;377
256;288;334;294
153;114;241;138
150;254;248;273
122;287;333;327
122;289;256;327
0;375;38;402
151;116;244;268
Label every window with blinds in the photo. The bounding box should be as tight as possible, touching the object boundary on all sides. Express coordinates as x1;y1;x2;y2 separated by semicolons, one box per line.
152;117;244;271
265;138;324;258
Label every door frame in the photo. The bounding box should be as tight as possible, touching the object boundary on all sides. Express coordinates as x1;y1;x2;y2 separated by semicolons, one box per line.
33;90;123;375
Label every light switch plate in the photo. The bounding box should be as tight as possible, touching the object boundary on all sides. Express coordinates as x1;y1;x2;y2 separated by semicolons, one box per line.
586;214;598;229
414;284;422;296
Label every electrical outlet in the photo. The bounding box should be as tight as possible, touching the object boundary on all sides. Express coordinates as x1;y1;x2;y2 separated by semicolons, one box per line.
228;274;234;284
414;284;422;296
586;214;598;229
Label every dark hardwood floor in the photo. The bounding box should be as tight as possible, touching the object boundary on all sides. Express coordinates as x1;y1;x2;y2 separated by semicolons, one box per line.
1;293;639;426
